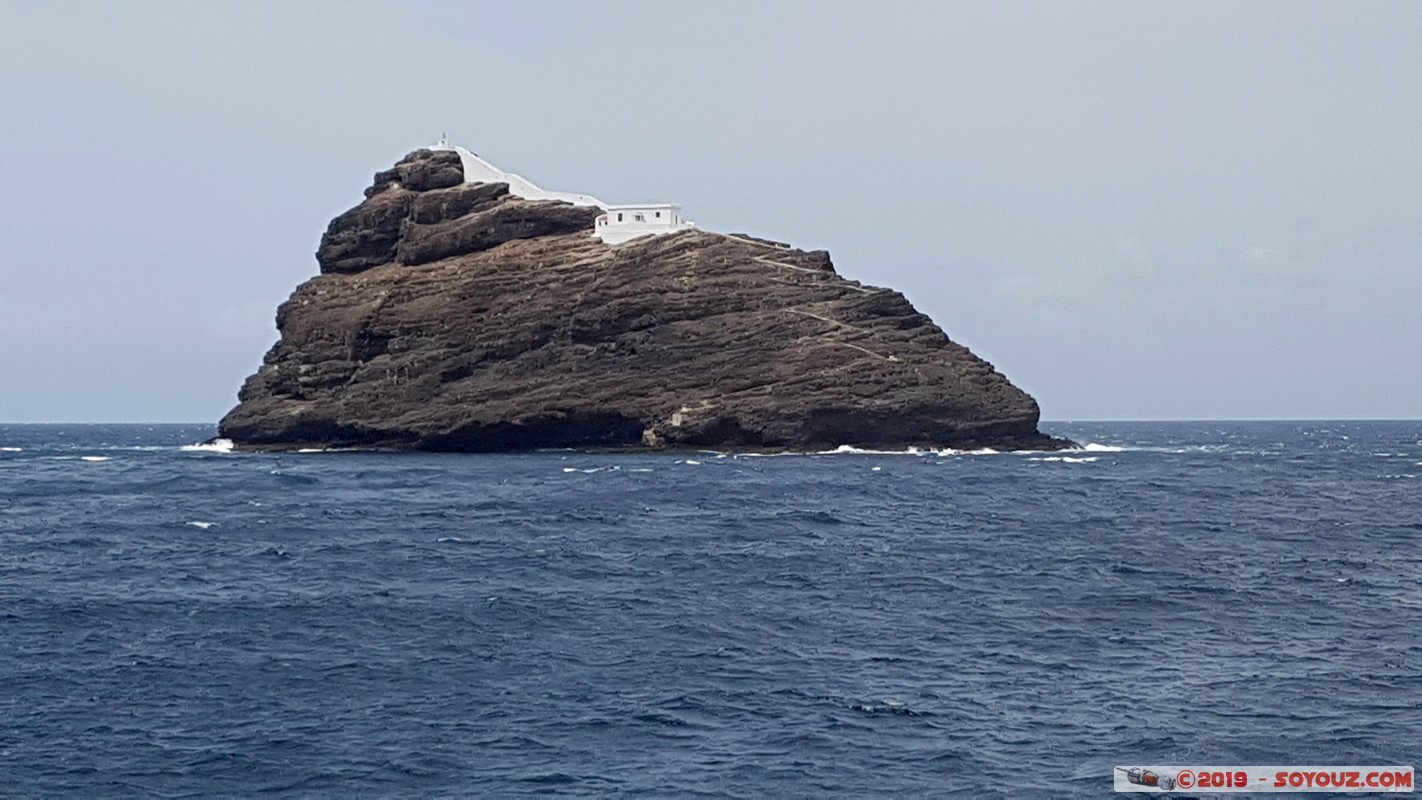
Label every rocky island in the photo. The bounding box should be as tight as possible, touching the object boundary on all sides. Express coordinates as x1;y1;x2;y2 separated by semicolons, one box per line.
219;145;1067;452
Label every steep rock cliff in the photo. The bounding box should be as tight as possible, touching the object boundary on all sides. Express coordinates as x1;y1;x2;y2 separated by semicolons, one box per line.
220;149;1066;451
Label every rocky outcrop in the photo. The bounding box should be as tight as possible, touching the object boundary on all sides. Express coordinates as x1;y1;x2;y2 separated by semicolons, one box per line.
220;149;1068;452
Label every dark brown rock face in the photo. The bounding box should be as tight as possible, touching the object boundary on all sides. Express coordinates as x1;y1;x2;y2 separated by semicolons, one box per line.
220;149;1067;451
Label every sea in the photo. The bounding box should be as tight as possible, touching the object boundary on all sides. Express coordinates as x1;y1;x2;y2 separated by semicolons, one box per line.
1;421;1418;797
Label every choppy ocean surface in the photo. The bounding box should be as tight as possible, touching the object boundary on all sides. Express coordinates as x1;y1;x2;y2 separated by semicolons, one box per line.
1;421;1418;796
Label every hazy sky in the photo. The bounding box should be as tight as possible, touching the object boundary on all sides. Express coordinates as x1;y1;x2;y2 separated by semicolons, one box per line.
2;0;1418;421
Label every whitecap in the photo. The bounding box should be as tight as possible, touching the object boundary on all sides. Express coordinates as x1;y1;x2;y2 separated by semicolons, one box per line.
1061;456;1098;463
182;439;234;453
684;459;702;465
628;468;654;473
933;446;1007;456
80;456;109;462
1080;443;1126;452
819;445;922;455
187;521;215;529
99;445;174;452
562;467;603;473
0;446;21;452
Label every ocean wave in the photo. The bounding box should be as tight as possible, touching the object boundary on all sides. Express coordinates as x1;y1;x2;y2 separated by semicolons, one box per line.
181;439;235;453
818;445;928;455
1066;441;1233;455
952;447;1000;456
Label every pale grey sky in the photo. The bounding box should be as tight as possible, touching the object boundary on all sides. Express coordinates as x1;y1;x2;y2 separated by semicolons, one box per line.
1;0;1418;421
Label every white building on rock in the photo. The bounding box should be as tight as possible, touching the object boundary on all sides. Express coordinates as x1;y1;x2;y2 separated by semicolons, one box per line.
431;137;694;245
594;204;691;245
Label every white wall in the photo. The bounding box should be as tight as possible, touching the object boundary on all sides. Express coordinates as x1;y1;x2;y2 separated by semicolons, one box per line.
595;204;696;244
434;143;696;244
434;144;606;208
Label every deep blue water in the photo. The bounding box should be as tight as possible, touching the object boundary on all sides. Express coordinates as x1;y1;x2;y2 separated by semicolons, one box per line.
1;421;1418;796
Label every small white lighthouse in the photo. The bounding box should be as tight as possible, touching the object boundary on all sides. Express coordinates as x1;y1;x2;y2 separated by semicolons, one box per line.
430;139;694;245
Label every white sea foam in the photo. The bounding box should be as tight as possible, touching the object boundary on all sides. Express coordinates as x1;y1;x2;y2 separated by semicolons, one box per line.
0;447;21;452
182;439;235;453
1063;441;1221;455
80;456;109;462
562;467;604;473
187;521;215;529
925;446;1001;456
818;445;924;455
628;468;654;473
1079;443;1126;452
684;459;703;465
